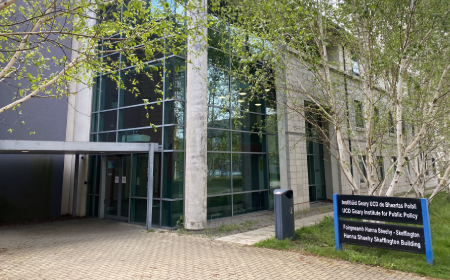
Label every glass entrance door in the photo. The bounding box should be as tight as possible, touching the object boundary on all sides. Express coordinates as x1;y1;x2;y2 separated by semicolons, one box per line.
307;141;326;202
105;155;131;221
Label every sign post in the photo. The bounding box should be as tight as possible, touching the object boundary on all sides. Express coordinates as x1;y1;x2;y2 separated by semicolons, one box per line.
333;194;433;264
421;199;433;264
333;194;342;251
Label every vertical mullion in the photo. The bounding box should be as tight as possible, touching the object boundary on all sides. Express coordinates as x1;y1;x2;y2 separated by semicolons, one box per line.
128;153;133;223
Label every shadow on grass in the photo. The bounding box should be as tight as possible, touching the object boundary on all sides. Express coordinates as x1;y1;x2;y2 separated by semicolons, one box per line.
255;193;450;279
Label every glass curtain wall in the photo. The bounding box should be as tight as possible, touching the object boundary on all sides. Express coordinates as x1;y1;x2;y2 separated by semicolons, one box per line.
86;155;101;217
305;109;326;202
206;21;280;220
89;1;185;228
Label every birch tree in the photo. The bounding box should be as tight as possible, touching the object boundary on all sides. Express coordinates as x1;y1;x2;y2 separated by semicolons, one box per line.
210;0;450;198
0;0;206;131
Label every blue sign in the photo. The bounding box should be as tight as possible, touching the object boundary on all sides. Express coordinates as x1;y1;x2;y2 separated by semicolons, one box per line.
333;194;433;264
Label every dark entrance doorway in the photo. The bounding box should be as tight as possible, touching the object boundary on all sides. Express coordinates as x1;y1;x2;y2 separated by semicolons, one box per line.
307;141;326;201
305;104;327;202
105;155;131;221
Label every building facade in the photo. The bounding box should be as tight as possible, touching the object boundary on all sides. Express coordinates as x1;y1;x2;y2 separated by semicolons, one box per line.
0;1;437;227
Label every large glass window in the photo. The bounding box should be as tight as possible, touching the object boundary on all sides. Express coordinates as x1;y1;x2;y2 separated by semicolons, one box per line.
231;132;266;153
164;126;184;150
208;107;230;129
232;154;268;192
355;100;364;128
208;67;229;107
161;200;183;227
232;111;265;132
90;4;187;227
207;129;230;151
118;128;162;144
164;101;184;124
100;75;119;110
119;104;163;129
120;65;163;107
233;191;268;215
207;195;232;220
165;57;186;100
205;24;279;219
162;152;184;199
99;110;117;132
207;153;231;195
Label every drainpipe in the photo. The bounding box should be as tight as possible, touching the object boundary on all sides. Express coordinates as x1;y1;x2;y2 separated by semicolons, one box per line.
342;46;354;194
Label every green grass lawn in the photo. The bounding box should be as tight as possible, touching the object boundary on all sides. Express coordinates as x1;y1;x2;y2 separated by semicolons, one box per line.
254;192;450;279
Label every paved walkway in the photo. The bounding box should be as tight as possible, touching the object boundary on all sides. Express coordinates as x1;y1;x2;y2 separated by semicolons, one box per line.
216;212;334;245
0;219;430;279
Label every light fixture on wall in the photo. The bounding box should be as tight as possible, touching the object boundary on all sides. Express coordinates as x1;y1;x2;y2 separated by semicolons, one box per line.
238;92;246;95
255;103;261;106
218;96;226;99
238;100;244;103
265;88;270;92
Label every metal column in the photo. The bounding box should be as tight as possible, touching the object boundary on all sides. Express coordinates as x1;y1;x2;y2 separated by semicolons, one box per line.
72;154;79;217
146;143;155;230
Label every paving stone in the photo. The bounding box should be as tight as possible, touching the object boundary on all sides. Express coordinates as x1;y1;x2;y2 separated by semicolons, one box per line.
0;219;428;280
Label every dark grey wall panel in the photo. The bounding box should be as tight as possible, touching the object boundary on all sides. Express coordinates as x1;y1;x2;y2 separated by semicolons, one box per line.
0;25;70;223
0;154;64;223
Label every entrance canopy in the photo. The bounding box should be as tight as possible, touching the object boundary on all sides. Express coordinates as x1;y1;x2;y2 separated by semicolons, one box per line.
0;140;159;230
0;140;159;154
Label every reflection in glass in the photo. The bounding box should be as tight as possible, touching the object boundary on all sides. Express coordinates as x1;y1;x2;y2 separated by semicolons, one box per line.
208;47;230;70
233;191;268;216
230;78;265;113
102;53;120;70
164;126;184;150
267;135;280;188
91;113;98;133
90;134;97;142
131;153;162;198
130;198;146;224
162;152;184;199
124;45;164;66
99;110;117;132
100;75;119;110
208;28;229;51
232;111;265;132
119;128;162;144
121;155;131;218
207;195;232;220
207;106;230;129
152;200;160;226
120;65;163;107
119;104;162;129
131;154;148;197
161;200;183;227
207;153;231;195
105;156;119;216
207;67;229;107
207;129;230;151
92;76;100;112
86;155;101;218
232;132;266;153
165;57;186;100
98;132;116;142
164;101;185;124
232;154;268;192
